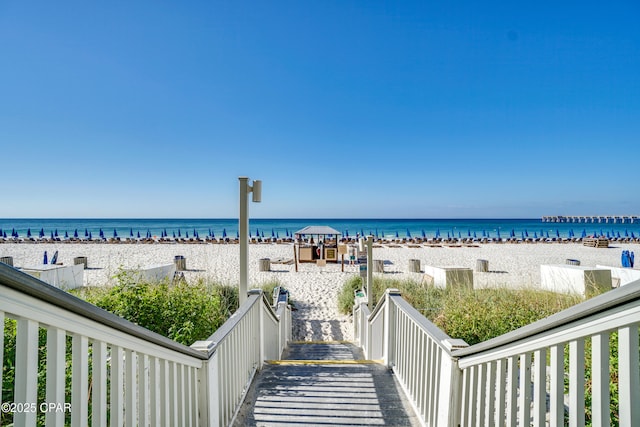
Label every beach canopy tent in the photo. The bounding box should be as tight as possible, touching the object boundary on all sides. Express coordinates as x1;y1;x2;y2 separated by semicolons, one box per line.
294;226;342;264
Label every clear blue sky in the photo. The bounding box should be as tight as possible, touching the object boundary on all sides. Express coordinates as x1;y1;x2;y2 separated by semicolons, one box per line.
1;1;638;218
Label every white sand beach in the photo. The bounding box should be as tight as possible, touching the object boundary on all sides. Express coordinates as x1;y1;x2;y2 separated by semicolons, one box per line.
2;242;639;342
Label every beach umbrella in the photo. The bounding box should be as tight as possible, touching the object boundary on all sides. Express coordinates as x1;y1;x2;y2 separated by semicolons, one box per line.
525;230;529;238
521;231;525;240
510;229;515;238
556;229;560;238
422;230;426;238
631;252;635;267
261;231;264;238
178;229;182;237
186;231;189;238
617;231;621;238
467;229;471;237
193;228;197;237
0;228;2;236
482;230;486;237
147;230;152;238
113;229;118;238
406;229;411;238
625;229;629;237
50;231;54;240
473;231;477;238
11;228;16;237
172;231;175;238
395;231;399;238
130;228;134;237
99;229;104;239
43;251;48;264
40;228;45;238
89;231;92;239
236;231;239;239
64;231;69;239
534;232;538;239
606;231;611;239
27;228;32;238
3;231;6;238
73;229;78;238
223;229;227;238
581;229;587;238
137;231;141;238
447;232;450;239
497;229;501;238
381;231;385;238
632;232;636;239
54;229;59;237
435;229;441;238
272;229;275;238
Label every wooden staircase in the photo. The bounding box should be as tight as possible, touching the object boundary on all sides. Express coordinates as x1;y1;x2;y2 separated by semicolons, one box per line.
233;342;420;426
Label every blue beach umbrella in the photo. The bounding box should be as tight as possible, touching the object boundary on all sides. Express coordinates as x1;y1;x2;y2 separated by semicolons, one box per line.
27;228;32;238
223;229;227;238
435;229;441;238
422;230;426;238
581;229;587;238
40;228;45;238
64;231;69;239
138;231;141;238
50;231;54;239
447;232;450;239
113;229;118;238
73;229;79;238
3;231;6;238
236;231;240;239
381;231;385;238
172;231;175;238
467;229;471;237
261;231;264;238
534;232;538;239
43;251;48;264
525;230;529;238
130;228;134;237
88;231;92;239
497;229;501;239
186;231;189;238
406;229;411;238
473;231;477;238
482;230;486;237
510;229;515;238
625;229;629;237
395;231;399;238
178;229;182;237
99;229;104;239
556;229;560;238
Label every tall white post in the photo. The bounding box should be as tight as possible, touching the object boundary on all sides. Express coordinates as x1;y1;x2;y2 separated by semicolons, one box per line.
239;177;261;306
367;235;373;310
239;177;250;305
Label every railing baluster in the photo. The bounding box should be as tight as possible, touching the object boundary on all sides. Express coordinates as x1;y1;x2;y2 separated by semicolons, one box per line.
549;344;564;427
495;358;506;427
148;356;159;426
518;352;532;426
92;341;108;427
72;334;89;427
618;324;640;426
486;361;496;427
125;349;137;427
506;355;517;426
177;363;185;426
477;362;486;425
14;318;38;426
467;365;477;427
110;345;124;427
46;327;66;426
569;339;585;427
591;333;609;427
160;359;170;427
533;348;546;427
138;353;149;427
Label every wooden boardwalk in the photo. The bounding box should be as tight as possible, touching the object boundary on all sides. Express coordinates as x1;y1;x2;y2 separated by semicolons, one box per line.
233;342;420;426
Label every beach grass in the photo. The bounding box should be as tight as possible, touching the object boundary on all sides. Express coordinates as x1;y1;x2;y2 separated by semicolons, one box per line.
339;276;583;345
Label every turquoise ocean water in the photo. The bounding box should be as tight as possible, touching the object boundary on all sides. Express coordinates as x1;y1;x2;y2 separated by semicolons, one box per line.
1;218;639;240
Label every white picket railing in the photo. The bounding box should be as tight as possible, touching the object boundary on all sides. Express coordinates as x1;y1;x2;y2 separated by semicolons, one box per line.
454;279;640;427
354;288;468;426
0;263;291;427
355;281;640;426
191;289;291;427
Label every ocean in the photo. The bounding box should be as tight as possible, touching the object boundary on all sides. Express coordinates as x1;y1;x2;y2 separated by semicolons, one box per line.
1;218;639;240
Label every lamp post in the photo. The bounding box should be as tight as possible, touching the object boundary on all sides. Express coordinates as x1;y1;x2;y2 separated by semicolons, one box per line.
366;235;373;310
239;177;262;305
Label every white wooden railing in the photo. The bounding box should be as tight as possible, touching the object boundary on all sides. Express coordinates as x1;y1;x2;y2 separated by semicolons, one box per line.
355;281;640;426
0;263;291;427
454;279;640;427
354;288;469;426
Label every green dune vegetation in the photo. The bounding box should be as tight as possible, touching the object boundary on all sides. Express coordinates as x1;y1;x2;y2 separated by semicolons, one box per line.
339;275;583;345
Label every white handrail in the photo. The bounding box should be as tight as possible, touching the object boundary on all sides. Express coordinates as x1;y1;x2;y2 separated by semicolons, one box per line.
1;263;292;427
454;279;640;427
1;263;204;427
355;279;640;427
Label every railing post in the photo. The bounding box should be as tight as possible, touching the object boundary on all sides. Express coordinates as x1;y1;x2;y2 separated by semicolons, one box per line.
440;339;469;427
250;290;265;368
383;289;401;367
191;340;218;427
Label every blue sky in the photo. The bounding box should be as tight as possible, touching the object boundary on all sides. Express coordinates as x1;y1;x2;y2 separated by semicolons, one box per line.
1;1;638;218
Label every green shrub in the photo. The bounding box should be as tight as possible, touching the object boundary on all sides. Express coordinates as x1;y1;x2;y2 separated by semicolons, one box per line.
74;271;238;346
338;276;363;314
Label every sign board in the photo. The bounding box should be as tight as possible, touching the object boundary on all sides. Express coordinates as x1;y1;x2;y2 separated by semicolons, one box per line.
337;244;348;255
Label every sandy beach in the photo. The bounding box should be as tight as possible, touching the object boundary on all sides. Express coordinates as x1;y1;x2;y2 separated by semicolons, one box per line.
2;241;638;342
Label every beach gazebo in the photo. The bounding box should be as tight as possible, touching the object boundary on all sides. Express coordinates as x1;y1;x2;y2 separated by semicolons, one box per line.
294;226;342;263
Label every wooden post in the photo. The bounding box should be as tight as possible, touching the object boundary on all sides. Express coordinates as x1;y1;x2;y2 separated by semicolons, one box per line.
373;259;384;273
293;244;298;272
476;259;489;272
174;255;186;271
259;258;271;272
408;259;421;273
74;257;88;269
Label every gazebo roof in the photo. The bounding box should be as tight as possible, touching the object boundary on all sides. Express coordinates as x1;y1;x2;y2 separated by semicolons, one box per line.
294;226;341;236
